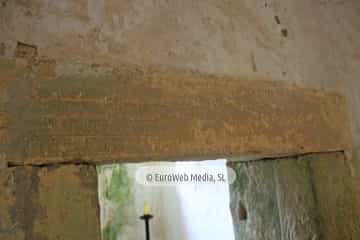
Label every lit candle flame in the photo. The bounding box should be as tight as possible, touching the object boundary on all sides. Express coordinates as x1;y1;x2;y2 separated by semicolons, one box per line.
144;202;150;215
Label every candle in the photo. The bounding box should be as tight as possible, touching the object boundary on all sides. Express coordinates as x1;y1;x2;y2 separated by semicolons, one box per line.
144;202;150;215
140;202;154;240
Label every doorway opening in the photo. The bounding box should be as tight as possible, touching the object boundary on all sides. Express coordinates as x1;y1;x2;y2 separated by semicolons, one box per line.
97;159;235;240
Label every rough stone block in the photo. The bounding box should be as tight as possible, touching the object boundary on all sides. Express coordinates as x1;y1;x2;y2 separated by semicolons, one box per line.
230;152;360;240
229;160;281;240
307;152;360;239
0;165;100;240
1;60;353;165
273;158;320;240
0;167;34;240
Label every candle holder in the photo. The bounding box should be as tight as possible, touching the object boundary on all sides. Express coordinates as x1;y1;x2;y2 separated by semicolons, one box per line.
140;214;154;240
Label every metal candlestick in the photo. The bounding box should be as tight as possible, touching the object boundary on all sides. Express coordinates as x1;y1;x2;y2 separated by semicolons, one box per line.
140;214;154;240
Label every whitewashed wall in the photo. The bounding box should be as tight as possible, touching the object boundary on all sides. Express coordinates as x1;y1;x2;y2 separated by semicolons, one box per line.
97;160;234;240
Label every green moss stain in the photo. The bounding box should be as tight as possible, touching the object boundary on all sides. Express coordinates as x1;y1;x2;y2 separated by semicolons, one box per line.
98;165;133;240
233;164;249;196
104;165;131;202
102;224;117;240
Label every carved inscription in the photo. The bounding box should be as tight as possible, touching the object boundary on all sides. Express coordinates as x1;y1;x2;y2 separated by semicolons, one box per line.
2;61;352;164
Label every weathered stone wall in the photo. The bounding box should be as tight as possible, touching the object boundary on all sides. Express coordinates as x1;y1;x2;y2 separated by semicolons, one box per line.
0;0;359;150
1;0;359;180
1;153;358;240
229;152;360;240
1;0;360;239
0;164;100;239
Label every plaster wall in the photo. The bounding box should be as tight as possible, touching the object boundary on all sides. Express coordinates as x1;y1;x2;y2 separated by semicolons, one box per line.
0;0;359;150
1;1;360;240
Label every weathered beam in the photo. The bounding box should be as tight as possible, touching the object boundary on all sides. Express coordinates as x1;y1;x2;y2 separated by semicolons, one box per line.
0;58;352;165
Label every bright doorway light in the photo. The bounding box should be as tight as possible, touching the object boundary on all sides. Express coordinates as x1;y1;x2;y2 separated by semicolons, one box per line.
97;159;235;240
